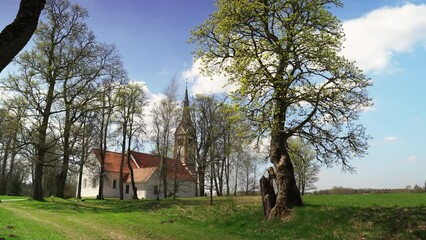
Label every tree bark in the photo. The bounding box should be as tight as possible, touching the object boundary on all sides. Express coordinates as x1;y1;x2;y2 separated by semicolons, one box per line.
0;138;11;195
5;137;18;195
225;154;230;196
32;161;44;200
0;0;46;72
233;161;238;196
97;92;111;200
76;143;85;199
172;148;179;200
161;154;168;198
33;72;56;201
56;107;72;198
76;118;89;199
268;99;303;219
119;120;127;200
198;163;205;196
260;175;276;217
127;151;138;199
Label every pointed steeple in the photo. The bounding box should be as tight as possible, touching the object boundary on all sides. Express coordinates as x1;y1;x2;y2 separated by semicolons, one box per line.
174;86;196;174
181;85;192;126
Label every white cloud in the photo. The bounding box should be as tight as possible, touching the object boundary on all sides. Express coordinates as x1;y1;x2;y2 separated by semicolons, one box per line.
406;156;418;162
384;136;399;142
342;3;426;73
181;58;238;95
128;79;166;133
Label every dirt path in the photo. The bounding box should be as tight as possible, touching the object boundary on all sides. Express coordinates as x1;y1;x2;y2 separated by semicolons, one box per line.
1;204;145;240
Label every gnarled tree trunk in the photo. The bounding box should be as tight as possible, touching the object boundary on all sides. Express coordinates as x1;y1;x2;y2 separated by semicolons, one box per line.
266;99;303;220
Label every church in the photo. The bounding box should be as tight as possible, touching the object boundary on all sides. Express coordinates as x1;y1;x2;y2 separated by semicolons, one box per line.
79;88;196;199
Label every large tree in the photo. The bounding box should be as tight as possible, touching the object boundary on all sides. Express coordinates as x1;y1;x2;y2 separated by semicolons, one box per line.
191;0;372;219
0;0;46;72
95;79;117;200
52;1;124;199
115;82;146;200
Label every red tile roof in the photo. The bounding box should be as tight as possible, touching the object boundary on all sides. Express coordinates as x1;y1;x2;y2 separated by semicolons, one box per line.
92;149;194;182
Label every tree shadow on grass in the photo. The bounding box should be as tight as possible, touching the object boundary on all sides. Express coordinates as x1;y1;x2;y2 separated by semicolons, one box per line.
288;204;426;240
23;196;231;214
23;198;175;213
352;206;426;239
209;203;426;240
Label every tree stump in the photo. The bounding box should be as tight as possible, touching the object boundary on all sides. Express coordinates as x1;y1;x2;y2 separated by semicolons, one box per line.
260;176;276;218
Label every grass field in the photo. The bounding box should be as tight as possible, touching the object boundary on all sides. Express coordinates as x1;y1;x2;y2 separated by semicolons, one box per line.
0;193;425;239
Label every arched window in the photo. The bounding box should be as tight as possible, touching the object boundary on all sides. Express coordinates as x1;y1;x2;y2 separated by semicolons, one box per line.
113;180;117;189
83;178;87;188
92;178;97;188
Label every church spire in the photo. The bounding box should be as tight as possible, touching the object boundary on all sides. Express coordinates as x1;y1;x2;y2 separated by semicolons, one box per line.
174;86;196;174
182;85;191;125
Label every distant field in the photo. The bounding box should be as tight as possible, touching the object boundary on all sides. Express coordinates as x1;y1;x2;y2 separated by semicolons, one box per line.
0;193;424;239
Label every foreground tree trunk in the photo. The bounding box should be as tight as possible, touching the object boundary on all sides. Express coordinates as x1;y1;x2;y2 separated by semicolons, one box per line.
260;174;276;217
267;102;303;219
269;154;303;219
97;90;113;200
33;76;56;201
119;127;126;200
0;0;46;72
198;163;206;196
76;132;86;199
127;151;138;199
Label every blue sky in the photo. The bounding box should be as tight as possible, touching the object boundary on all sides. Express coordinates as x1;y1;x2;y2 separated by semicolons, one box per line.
1;0;425;190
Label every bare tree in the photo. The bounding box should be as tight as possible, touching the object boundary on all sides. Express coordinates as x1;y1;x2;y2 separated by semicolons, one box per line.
288;138;319;195
53;1;125;198
95;80;117;200
1;0;125;200
2;0;71;199
191;95;220;196
115;82;146;199
151;78;179;199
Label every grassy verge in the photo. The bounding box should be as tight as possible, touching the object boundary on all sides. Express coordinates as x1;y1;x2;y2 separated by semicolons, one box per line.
0;195;29;200
0;193;424;239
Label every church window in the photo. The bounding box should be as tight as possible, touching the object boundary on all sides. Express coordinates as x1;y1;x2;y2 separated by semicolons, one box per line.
125;185;130;194
83;178;87;188
113;180;117;189
154;186;159;195
92;178;97;188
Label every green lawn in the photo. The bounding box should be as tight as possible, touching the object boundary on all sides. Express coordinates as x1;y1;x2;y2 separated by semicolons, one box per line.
0;193;424;239
0;195;29;200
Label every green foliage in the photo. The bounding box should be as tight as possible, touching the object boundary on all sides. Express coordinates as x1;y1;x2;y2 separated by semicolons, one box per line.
191;0;372;170
0;194;424;239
